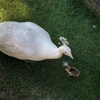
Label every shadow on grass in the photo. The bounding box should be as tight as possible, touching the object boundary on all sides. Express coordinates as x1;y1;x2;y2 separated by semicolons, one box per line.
0;56;82;100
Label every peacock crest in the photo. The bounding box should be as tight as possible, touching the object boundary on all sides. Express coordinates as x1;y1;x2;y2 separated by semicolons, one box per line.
59;36;69;46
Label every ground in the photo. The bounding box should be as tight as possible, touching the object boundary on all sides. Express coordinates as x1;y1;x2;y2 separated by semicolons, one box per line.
0;0;100;100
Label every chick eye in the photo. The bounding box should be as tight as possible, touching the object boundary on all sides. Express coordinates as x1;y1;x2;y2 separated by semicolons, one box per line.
65;52;66;53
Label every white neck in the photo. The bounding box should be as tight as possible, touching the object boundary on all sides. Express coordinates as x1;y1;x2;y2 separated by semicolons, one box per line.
48;46;64;59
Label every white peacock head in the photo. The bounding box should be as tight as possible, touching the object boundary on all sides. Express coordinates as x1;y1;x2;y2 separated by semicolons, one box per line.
59;36;73;59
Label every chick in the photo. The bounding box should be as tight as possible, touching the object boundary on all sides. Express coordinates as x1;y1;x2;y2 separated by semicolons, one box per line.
63;61;80;77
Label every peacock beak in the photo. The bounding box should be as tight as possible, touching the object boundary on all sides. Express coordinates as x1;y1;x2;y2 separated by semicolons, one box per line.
65;53;73;59
69;54;73;59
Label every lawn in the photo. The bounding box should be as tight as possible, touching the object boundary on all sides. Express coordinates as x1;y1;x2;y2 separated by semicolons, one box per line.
0;0;100;100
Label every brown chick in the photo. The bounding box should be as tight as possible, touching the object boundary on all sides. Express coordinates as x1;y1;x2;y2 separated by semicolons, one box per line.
65;66;80;77
63;61;80;77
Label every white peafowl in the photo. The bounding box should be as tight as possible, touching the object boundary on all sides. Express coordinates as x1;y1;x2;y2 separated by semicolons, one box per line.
0;21;73;61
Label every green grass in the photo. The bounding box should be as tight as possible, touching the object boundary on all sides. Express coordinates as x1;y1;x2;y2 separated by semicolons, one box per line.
0;0;100;100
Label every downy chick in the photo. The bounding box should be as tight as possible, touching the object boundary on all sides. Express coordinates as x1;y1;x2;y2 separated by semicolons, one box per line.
63;61;80;77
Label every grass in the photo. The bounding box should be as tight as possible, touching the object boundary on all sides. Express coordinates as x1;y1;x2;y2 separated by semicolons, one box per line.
0;0;100;100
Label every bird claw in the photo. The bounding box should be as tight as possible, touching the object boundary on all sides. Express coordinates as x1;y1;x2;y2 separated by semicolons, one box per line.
25;60;37;68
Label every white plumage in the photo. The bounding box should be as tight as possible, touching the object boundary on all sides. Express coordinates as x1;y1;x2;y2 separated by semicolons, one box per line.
0;21;73;61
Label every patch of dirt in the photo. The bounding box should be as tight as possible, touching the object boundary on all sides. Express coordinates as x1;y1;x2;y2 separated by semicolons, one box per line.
0;87;10;100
